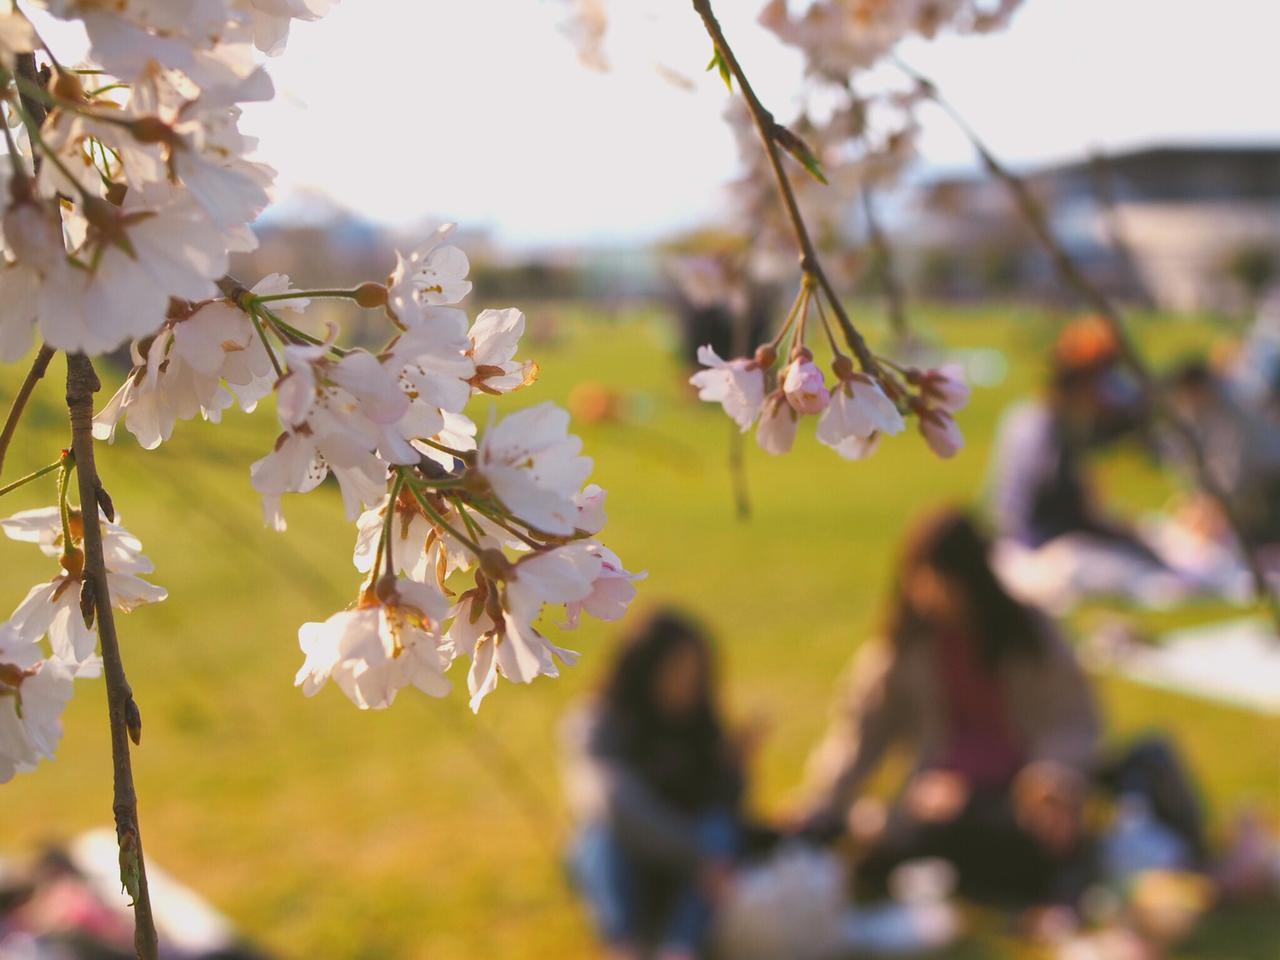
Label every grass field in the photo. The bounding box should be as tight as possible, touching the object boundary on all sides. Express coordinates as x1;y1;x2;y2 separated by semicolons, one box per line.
2;303;1278;959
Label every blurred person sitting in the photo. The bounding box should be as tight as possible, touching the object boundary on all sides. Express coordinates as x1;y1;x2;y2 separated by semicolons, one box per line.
1165;357;1280;550
562;609;747;960
798;510;1207;911
987;317;1189;609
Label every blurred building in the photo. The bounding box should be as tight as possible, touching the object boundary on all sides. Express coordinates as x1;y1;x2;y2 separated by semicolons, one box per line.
906;144;1280;313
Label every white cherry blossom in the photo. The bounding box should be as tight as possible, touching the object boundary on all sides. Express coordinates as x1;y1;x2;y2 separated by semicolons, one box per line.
476;402;593;537
2;508;166;662
385;224;473;327
0;624;100;784
295;578;452;710
756;390;799;455
816;375;905;459
449;544;603;712
468;308;538;395
690;345;766;431
562;543;643;629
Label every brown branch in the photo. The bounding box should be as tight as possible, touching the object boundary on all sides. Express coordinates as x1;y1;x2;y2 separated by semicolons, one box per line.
691;0;880;375
1087;150;1156;311
901;62;1280;628
0;343;55;480
66;354;159;960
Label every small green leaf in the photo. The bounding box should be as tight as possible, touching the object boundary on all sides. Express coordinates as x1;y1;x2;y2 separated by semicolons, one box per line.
773;124;828;185
705;49;732;92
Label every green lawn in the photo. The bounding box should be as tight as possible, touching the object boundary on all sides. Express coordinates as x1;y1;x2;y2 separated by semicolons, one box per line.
2;304;1277;959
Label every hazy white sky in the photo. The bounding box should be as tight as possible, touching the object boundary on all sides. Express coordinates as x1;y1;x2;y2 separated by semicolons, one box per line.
34;0;1280;246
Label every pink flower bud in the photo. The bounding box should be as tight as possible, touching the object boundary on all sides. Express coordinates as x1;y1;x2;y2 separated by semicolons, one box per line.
917;364;970;413
782;359;830;415
920;409;964;459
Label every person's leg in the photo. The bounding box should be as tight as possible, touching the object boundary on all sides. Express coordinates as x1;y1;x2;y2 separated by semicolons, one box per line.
853;803;948;901
943;789;1066;907
657;811;739;959
570;822;642;954
1097;734;1209;865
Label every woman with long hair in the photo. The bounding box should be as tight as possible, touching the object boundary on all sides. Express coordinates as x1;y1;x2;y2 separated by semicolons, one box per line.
563;608;745;960
802;508;1104;905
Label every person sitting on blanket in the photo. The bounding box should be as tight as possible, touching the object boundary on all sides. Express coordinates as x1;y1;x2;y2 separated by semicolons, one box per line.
562;609;750;960
987;316;1190;609
1165;357;1280;551
797;509;1208;911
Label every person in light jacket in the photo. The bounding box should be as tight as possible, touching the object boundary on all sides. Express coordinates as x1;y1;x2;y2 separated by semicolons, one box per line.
563;609;745;960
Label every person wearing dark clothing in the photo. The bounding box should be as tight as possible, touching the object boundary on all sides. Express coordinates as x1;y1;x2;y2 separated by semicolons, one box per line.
563;610;744;960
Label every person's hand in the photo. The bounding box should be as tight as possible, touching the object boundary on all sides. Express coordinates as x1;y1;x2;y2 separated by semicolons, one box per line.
906;770;970;823
1013;761;1085;855
846;795;888;844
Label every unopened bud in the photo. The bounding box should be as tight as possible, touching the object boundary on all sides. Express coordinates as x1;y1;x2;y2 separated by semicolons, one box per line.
79;578;96;629
129;116;176;146
125;698;143;745
353;281;388;308
478;548;511;582
95;483;116;522
51;69;85;103
82;195;119;230
753;344;777;369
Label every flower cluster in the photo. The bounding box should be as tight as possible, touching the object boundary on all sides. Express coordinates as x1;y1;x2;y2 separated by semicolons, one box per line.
0;0;638;789
690;283;969;459
0;504;164;782
89;225;639;713
759;0;1023;80
0;1;337;361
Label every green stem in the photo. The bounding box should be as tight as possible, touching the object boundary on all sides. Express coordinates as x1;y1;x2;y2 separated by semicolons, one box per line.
258;306;348;357
0;458;64;497
417;437;471;461
247;306;284;379
401;473;485;559
251;289;361;305
9;92;93;201
463;497;541;549
56;455;76;558
372;473;405;582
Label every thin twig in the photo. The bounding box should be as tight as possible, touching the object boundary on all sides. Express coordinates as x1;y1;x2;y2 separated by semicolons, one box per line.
67;356;159;960
899;60;1280;629
859;185;909;338
0;457;62;497
691;0;879;376
0;344;55;480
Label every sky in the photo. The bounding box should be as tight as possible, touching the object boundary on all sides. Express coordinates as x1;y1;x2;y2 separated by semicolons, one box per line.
31;0;1280;247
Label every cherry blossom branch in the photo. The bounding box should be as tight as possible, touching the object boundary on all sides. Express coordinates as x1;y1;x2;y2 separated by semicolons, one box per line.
690;0;879;375
0;343;55;480
898;61;1280;628
66;353;160;959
